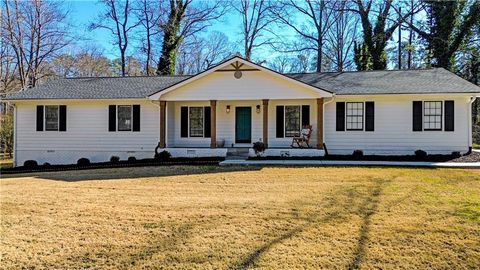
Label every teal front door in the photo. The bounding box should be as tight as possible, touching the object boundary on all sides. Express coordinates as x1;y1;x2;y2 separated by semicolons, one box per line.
235;107;252;143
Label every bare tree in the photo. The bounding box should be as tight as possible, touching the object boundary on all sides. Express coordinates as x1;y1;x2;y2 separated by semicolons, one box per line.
177;31;233;74
233;0;275;61
324;1;359;72
271;0;336;72
1;0;70;89
156;0;227;75
90;0;139;76
268;55;294;73
134;0;162;75
0;38;19;93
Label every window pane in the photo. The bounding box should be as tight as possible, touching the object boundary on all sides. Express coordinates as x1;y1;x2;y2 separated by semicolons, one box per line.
45;106;59;131
346;102;363;130
118;105;132;131
423;101;442;130
285;106;300;137
189;107;204;137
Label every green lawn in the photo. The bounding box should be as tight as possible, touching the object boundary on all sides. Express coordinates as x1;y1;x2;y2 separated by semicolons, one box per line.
1;166;479;269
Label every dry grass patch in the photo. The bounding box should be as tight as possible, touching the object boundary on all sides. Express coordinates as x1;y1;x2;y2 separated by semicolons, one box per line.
1;166;479;269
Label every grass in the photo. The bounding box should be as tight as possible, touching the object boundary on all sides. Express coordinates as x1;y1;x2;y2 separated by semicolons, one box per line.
1;166;479;269
473;143;480;149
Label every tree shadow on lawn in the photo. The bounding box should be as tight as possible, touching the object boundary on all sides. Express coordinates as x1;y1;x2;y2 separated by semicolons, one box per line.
233;179;387;270
1;165;263;182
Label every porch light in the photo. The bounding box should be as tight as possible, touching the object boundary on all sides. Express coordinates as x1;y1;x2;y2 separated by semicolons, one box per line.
256;105;261;113
226;105;231;113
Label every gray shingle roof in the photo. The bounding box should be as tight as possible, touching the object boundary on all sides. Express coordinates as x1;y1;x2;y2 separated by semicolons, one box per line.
4;67;479;100
5;75;191;100
287;68;480;95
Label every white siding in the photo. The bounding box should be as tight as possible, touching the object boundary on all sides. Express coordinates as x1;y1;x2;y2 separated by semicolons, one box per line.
324;95;471;155
160;71;324;101
15;100;160;165
167;99;318;148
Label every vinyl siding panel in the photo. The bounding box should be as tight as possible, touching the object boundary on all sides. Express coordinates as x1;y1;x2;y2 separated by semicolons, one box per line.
15;100;159;165
324;95;471;155
160;70;323;101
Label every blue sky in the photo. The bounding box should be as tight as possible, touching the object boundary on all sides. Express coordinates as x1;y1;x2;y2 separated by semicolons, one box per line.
63;0;411;70
64;0;247;59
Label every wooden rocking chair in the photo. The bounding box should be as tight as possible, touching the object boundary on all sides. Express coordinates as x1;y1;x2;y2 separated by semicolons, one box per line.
291;125;313;148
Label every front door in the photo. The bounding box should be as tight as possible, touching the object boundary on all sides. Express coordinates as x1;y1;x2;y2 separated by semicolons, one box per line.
235;107;252;143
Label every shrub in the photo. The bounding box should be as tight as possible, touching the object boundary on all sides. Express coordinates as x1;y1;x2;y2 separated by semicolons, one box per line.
127;156;137;163
23;160;38;168
110;156;120;163
155;150;171;161
414;150;427;160
352;150;364;159
77;158;91;166
252;141;266;155
42;162;51;168
451;151;461;158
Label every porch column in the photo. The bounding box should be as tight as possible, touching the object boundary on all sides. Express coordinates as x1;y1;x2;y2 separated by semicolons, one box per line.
262;99;269;147
210;100;217;148
317;98;324;149
159;100;166;148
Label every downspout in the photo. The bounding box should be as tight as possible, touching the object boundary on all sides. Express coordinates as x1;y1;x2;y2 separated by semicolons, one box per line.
322;94;336;154
467;96;477;154
149;99;162;146
11;102;17;167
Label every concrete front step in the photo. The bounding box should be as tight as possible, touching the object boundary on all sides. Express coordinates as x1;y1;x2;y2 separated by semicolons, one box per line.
226;148;250;160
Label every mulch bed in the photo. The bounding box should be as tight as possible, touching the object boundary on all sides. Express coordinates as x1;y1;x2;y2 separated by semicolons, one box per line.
249;151;480;163
447;151;480;163
1;157;224;175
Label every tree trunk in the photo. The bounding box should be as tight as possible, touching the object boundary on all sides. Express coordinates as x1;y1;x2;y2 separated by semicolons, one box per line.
156;3;183;75
157;25;180;75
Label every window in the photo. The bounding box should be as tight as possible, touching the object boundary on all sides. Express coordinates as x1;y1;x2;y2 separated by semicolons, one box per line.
423;101;442;130
189;107;204;137
285;106;301;137
117;105;132;131
346;102;364;130
45;105;59;131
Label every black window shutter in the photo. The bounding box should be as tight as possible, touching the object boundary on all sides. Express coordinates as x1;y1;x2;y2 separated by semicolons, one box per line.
276;106;284;138
132;105;141;132
301;105;310;126
336;102;345;131
108;105;116;132
444;100;454;131
59;105;67;132
181;107;188;137
412;101;422;131
204;106;211;138
36;105;44;131
365;102;374;131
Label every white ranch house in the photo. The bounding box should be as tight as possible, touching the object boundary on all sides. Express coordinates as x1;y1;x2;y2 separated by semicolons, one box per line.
5;56;480;166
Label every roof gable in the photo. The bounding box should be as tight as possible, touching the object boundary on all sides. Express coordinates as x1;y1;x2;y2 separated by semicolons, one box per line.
147;56;333;100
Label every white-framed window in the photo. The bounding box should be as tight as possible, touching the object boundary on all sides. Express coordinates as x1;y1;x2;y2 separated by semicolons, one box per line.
45;105;59;131
285;105;301;137
189;107;204;137
117;105;132;131
423;101;442;131
346;102;364;130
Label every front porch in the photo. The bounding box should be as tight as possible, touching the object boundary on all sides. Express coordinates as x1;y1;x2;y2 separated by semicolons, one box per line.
156;98;326;158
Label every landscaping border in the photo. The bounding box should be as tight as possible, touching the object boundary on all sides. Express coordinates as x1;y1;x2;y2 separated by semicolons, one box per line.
1;158;224;175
